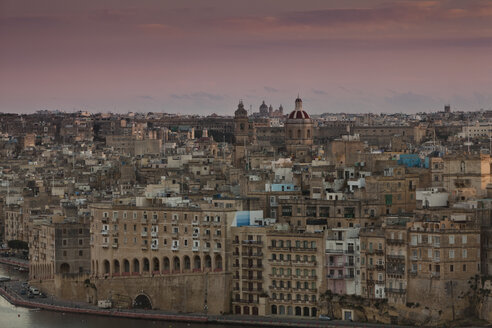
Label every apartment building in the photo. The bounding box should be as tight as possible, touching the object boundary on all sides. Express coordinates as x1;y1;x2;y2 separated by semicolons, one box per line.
360;228;386;299
325;227;361;296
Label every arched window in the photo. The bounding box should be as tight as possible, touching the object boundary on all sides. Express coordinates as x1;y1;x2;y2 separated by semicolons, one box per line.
184;256;191;270
271;305;277;315
194;255;201;270
123;259;130;273
163;257;170;271
173;256;180;272
152;258;159;272
143;258;150;272
113;260;120;274
215;255;223;270
132;258;140;273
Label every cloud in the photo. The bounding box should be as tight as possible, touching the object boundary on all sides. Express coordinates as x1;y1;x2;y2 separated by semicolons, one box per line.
170;92;223;101
138;95;155;100
264;86;279;93
312;89;328;95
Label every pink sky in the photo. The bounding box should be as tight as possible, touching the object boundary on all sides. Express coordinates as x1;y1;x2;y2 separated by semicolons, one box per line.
1;0;492;115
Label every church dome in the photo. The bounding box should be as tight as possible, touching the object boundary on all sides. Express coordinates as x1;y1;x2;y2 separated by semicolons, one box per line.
287;97;311;120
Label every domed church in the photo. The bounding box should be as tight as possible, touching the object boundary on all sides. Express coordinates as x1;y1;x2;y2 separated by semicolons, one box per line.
285;96;313;159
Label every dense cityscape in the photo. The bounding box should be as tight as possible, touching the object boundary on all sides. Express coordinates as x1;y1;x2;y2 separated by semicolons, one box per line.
0;99;491;326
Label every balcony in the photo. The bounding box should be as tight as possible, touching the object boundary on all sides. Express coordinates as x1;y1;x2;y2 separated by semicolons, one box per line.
431;272;440;278
192;246;199;252
328;262;344;268
213;247;222;253
293;260;316;266
141;231;148;237
244;252;263;258
101;230;109;236
151;231;158;237
102;243;109;248
292;247;317;252
112;231;119;237
171;245;179;251
192;233;199;239
192;220;199;226
141;218;147;224
151;218;158;224
242;240;263;246
141;245;148;250
385;288;406;294
387;239;405;245
112;244;118;248
387;255;405;262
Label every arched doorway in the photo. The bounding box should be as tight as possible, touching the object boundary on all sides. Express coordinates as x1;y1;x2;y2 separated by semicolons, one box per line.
235;305;241;314
252;306;258;315
60;263;70;274
295;306;301;316
133;294;152;309
303;306;309;316
271;304;277;315
311;307;317;317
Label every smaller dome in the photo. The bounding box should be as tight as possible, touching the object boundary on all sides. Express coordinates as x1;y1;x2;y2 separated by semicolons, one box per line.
259;101;268;110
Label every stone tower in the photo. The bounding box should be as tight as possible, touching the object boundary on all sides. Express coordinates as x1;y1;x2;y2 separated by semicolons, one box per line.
233;100;255;168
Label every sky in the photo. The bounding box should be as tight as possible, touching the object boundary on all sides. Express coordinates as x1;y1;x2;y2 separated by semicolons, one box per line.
1;0;492;115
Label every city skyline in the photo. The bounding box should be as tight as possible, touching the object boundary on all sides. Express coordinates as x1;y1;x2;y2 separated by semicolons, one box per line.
1;0;492;114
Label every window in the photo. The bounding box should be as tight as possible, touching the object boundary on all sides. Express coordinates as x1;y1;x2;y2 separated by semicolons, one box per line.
462;235;467;244
462;249;467;258
449;235;455;244
463;264;467;272
449;250;455;259
450;264;454;272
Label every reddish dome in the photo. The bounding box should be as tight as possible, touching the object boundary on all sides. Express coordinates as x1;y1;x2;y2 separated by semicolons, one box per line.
288;110;310;119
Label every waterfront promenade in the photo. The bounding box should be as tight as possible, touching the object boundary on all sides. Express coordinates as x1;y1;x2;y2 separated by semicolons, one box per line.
0;279;406;328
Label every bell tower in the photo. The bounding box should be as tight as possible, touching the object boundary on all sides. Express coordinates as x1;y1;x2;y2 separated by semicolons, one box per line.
233;100;254;168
